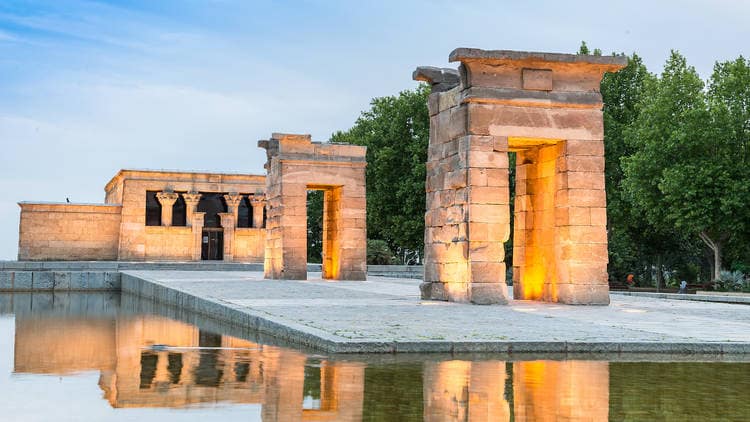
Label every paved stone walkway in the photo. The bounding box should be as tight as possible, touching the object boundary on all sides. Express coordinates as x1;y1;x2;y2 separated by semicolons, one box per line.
122;270;750;354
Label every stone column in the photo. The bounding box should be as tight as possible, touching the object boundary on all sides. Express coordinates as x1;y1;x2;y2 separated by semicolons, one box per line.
155;191;179;227
219;212;235;262
191;212;205;261
183;192;202;227
223;193;243;226
250;194;266;228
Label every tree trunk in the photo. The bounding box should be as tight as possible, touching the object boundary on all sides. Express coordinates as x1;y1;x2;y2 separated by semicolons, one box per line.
698;232;722;281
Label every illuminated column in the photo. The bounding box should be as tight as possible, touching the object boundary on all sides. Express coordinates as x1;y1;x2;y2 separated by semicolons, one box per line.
250;194;266;228
219;212;235;261
223;193;243;226
183;192;202;227
155;191;179;227
416;48;625;305
423;360;471;420
554;140;609;304
191;212;205;261
513;361;609;421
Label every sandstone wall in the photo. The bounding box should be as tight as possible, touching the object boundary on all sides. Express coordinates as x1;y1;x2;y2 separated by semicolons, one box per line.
18;203;122;261
233;228;265;262
107;170;265;261
415;49;625;305
143;226;193;260
261;134;367;280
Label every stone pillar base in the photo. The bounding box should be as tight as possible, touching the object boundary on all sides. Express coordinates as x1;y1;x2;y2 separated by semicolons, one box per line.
556;284;610;305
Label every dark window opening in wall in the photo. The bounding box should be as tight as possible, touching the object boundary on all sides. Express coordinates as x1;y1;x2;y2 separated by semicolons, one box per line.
263;206;267;228
195;330;223;387
197;193;227;228
172;193;187;227
145;191;162;226
237;195;252;228
139;352;158;389
167;353;183;384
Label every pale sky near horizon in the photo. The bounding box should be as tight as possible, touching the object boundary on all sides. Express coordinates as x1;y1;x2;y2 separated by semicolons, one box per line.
0;0;749;260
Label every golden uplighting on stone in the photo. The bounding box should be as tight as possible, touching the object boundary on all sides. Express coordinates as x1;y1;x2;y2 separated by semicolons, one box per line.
259;134;367;281
415;49;627;305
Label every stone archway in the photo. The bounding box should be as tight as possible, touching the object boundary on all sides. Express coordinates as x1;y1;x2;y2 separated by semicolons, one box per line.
259;133;367;280
415;48;626;305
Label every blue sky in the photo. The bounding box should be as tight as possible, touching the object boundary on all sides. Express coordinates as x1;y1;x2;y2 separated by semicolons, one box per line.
0;0;748;259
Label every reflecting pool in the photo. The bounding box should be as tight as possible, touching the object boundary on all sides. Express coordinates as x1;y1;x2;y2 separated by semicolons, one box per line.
1;292;748;421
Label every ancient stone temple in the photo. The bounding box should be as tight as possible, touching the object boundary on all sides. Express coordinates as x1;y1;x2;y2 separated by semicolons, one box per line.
18;170;267;262
415;48;626;305
18;134;368;279
259;133;367;280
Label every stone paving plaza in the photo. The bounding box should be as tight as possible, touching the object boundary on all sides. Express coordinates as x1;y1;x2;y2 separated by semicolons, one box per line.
122;270;750;354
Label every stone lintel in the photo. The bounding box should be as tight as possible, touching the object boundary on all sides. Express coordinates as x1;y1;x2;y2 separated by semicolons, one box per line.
449;48;628;70
259;133;367;164
460;86;603;108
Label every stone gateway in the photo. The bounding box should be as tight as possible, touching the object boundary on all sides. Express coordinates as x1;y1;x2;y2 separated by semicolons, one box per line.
415;48;627;305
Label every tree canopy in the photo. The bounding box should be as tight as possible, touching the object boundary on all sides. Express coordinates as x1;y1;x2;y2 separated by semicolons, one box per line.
330;85;430;263
328;46;750;282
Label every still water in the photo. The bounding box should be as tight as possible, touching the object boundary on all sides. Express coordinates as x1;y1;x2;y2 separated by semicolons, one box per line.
0;292;748;421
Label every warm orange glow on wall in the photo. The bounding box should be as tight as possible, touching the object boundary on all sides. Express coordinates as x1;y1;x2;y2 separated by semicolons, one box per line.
513;360;609;421
309;185;343;281
510;139;561;302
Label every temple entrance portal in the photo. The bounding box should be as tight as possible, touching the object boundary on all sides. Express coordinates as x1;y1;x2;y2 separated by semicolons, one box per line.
414;48;627;305
201;228;223;260
259;134;367;281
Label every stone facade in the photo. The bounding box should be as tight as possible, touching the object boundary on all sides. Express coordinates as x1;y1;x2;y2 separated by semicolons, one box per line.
19;170;267;262
259;134;367;280
415;48;626;305
18;203;122;261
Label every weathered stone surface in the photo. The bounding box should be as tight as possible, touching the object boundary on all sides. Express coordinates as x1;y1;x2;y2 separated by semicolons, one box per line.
0;272;11;290
470;283;508;305
420;48;624;305
259;133;367;281
31;272;53;289
14;272;32;290
18;169;266;263
413;66;460;92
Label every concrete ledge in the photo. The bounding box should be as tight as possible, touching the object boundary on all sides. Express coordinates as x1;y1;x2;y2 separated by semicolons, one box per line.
120;271;750;355
0;271;121;291
612;290;750;305
367;265;423;279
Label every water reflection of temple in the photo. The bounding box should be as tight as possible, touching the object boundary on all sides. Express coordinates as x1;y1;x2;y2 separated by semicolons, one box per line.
14;314;364;420
16;308;746;421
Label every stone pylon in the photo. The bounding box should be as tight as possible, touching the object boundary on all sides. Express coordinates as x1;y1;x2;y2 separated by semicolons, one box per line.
259;133;367;280
415;48;626;305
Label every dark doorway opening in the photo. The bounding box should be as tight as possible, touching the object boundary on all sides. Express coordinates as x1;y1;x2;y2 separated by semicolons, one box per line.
202;228;223;260
197;193;227;228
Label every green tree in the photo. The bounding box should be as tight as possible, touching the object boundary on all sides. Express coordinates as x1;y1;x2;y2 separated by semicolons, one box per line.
622;51;750;280
307;190;323;263
331;85;430;262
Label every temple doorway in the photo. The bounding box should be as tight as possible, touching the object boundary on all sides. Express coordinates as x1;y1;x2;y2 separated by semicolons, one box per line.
201;228;223;260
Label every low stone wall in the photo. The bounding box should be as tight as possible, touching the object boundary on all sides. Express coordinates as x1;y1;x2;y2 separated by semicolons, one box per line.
0;271;120;291
143;226;193;260
0;262;423;291
233;228;265;262
18;202;122;261
367;265;423;279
